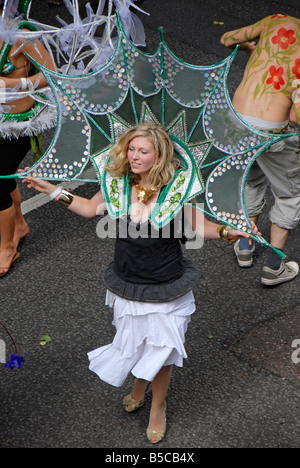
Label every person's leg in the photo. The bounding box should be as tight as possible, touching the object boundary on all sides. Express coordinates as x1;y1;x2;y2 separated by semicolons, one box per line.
123;378;150;412
263;223;290;270
147;365;172;443
11;186;30;245
234;160;267;267
261;220;299;285
238;214;258;249
258;135;299;251
244;160;268;225
258;135;300;284
0;204;18;275
0;136;31;274
270;223;290;251
238;135;300;282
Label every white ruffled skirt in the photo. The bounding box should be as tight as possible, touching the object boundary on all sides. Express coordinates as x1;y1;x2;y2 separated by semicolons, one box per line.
87;290;196;387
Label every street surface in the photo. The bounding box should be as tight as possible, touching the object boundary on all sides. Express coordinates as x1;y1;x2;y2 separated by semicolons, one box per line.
0;0;299;449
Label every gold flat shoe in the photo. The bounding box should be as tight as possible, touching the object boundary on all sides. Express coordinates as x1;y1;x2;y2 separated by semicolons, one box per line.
123;393;145;412
146;403;167;444
123;383;151;413
146;426;166;444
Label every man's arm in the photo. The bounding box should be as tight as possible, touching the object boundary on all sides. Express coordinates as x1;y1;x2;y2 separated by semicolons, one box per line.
220;16;272;56
0;33;57;93
290;102;300;126
17;36;57;89
290;81;300;126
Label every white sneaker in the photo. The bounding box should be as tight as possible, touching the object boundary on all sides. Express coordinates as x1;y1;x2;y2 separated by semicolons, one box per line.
234;240;255;268
261;261;299;286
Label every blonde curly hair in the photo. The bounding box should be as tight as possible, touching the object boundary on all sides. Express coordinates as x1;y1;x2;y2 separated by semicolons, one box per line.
105;123;177;188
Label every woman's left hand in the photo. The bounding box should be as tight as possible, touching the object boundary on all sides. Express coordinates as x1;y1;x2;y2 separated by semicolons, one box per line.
227;222;260;243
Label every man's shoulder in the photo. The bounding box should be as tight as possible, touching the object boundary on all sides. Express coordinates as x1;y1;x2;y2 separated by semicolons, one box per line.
265;14;300;29
261;15;300;52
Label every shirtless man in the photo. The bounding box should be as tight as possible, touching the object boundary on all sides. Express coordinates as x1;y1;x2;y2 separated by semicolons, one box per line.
221;14;300;286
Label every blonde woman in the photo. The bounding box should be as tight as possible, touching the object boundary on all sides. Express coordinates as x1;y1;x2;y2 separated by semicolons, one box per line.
24;123;255;444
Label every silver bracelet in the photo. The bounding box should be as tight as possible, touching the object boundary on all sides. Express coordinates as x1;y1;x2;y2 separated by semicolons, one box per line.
20;77;28;91
49;186;62;200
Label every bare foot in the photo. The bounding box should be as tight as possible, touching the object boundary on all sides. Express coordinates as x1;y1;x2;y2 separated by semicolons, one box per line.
0;247;20;277
13;222;29;247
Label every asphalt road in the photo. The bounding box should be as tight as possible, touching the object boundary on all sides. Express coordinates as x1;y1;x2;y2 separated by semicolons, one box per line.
0;0;299;450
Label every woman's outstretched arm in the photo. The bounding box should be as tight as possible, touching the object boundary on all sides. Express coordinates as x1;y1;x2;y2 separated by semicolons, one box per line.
184;204;258;242
24;176;106;218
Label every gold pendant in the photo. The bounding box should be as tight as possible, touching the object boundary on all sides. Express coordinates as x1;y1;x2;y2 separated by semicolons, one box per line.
135;184;157;204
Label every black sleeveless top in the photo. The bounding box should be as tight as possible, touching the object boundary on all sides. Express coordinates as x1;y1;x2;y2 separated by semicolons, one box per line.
113;217;184;284
103;216;199;303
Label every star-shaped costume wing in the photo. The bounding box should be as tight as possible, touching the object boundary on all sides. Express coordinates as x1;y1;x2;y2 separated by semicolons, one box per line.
1;9;297;249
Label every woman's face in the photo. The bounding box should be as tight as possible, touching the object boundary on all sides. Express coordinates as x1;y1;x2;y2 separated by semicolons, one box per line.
127;136;157;179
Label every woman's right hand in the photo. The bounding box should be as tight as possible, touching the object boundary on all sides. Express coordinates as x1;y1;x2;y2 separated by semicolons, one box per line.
23;176;57;197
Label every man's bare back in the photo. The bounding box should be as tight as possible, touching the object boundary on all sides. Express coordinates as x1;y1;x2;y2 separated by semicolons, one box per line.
221;14;300;124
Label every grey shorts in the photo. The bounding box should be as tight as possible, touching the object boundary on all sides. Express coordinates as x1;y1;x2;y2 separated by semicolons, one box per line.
245;134;300;230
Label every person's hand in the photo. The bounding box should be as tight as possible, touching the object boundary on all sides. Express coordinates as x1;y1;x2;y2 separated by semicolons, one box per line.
244;41;256;56
23;176;57;197
227;222;260;244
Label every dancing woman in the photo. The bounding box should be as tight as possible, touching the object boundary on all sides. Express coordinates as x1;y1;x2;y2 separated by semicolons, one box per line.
24;123;256;443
